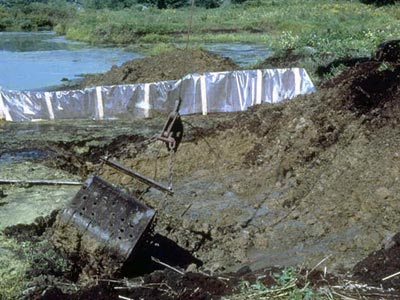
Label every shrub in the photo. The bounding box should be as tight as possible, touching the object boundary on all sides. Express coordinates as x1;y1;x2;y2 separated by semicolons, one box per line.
195;0;222;8
360;0;399;5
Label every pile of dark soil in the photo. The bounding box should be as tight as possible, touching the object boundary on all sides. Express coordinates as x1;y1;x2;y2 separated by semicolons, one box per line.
34;270;235;300
84;48;239;87
335;60;400;117
353;233;400;289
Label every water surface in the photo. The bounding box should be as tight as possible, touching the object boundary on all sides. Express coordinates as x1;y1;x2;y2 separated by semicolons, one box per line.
204;42;272;66
0;32;143;91
0;32;271;91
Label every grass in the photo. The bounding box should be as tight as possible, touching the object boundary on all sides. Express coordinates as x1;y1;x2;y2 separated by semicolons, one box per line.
1;0;399;85
61;0;400;53
226;268;335;300
2;0;400;54
0;2;75;31
54;0;400;83
0;234;28;300
0;232;73;300
2;0;400;64
225;266;400;300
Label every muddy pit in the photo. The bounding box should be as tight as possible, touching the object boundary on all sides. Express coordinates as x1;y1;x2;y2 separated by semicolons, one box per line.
2;49;400;299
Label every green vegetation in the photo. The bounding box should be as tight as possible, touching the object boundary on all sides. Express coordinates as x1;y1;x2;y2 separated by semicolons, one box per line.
61;0;400;63
227;268;334;300
0;1;76;31
361;0;400;5
1;0;400;80
0;233;73;300
0;234;28;300
2;0;400;57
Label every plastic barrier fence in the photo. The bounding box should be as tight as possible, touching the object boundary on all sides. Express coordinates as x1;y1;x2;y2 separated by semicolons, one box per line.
0;68;315;122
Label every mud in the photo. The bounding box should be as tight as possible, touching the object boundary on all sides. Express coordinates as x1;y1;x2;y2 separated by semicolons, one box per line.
353;233;400;289
35;270;236;300
2;49;400;299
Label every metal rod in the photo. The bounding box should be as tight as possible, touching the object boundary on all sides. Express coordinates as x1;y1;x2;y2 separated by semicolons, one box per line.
0;179;82;186
102;158;174;196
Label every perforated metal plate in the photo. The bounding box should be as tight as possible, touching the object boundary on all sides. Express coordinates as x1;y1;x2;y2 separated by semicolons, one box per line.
53;175;155;274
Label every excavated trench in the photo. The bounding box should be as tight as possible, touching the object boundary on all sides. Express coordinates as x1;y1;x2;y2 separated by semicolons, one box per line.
2;48;400;299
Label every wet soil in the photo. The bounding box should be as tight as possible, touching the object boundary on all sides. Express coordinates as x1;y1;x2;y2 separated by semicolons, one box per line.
2;49;400;299
36;270;236;300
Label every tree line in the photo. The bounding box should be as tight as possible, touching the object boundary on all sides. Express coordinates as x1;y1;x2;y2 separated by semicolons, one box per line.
0;0;247;10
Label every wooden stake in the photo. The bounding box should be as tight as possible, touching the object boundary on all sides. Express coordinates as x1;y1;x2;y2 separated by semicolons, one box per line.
382;270;400;281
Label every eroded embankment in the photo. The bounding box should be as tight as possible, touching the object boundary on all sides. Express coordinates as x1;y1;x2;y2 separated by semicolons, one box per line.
2;52;400;299
95;59;400;276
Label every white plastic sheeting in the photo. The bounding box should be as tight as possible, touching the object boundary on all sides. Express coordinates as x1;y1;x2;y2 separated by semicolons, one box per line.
0;68;315;122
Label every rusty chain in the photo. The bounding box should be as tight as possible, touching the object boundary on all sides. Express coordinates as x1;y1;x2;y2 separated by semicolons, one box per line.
168;140;176;190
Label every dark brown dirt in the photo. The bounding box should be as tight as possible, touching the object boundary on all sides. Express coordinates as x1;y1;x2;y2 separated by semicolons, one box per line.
353;233;400;289
84;48;239;87
331;60;400;115
35;271;234;300
255;49;313;69
3;210;58;243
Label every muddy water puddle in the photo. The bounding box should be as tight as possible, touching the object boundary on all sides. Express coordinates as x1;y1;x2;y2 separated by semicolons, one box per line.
0;161;80;229
0;149;51;163
0;119;158;230
0;128;71;229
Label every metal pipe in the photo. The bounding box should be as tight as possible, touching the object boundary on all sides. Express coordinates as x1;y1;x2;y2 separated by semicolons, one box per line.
102;158;174;196
0;179;82;186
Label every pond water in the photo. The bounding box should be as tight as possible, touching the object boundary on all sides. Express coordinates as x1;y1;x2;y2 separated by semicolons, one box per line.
0;31;271;91
0;31;143;91
204;42;272;66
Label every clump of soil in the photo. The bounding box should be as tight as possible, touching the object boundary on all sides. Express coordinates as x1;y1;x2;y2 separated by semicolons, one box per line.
85;48;239;87
255;49;315;69
353;233;400;289
332;60;400;116
3;210;58;243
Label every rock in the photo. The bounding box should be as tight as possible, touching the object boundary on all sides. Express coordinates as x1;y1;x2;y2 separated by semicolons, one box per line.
120;175;132;185
375;187;391;200
237;233;250;247
201;223;210;234
0;190;7;198
186;263;198;273
382;233;396;250
210;228;219;237
206;262;221;274
253;233;268;249
182;219;191;230
236;265;252;276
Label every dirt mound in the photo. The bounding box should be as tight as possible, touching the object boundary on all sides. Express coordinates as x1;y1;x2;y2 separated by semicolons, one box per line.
29;267;235;300
85;48;239;87
92;57;400;277
330;60;400;115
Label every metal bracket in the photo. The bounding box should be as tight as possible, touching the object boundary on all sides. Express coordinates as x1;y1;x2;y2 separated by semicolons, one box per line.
157;100;184;152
